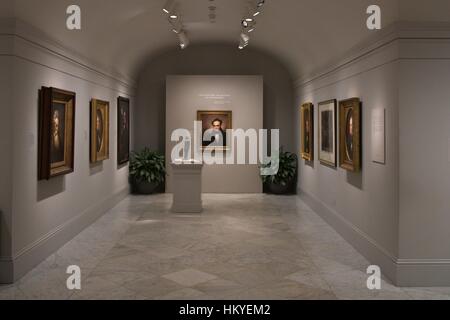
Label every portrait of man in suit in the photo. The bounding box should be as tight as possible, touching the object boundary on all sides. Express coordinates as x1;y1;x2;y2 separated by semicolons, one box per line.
203;118;226;148
198;111;232;150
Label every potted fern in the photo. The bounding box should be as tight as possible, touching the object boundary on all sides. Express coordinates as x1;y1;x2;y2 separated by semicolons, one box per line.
260;149;297;194
129;148;166;194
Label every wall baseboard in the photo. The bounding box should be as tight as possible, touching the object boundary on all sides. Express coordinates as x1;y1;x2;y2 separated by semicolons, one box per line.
298;188;450;287
396;260;450;287
298;188;399;284
0;187;129;284
0;260;13;284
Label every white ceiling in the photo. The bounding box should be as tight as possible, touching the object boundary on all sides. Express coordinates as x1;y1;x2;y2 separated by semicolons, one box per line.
7;0;450;83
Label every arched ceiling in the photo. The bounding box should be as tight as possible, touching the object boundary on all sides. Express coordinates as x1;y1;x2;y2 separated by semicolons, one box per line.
7;0;450;83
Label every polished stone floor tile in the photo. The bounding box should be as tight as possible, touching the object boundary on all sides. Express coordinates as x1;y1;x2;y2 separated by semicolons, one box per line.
163;269;218;287
121;275;184;299
1;193;450;300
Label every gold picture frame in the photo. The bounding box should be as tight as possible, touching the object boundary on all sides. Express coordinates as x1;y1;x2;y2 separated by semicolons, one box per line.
38;87;75;180
90;99;110;163
197;110;232;151
339;98;361;172
301;103;314;161
318;99;337;167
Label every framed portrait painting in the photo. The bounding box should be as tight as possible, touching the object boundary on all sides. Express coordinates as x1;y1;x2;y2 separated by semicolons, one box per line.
318;99;337;167
90;99;110;163
117;97;130;165
300;103;314;161
38;87;75;180
197;110;232;150
339;98;361;172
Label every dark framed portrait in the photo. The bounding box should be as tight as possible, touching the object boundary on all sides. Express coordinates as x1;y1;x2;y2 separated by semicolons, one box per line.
197;110;232;150
38;87;75;180
339;98;361;172
318;99;337;167
90;99;110;163
301;103;314;161
117;97;130;165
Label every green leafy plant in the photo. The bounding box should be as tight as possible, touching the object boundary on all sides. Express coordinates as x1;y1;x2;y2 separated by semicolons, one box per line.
129;148;166;184
260;149;297;186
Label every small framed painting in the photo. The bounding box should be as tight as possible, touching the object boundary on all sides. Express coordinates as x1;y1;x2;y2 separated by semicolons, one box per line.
90;99;110;163
339;98;361;172
318;99;337;167
38;87;76;180
197;110;232;150
117;97;130;165
300;103;314;161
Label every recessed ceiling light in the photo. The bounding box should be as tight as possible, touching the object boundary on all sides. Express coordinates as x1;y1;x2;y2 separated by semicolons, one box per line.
245;18;253;22
248;28;254;33
253;11;260;17
170;14;178;19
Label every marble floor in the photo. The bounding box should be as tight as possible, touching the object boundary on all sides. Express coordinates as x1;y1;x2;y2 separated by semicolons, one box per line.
1;193;450;300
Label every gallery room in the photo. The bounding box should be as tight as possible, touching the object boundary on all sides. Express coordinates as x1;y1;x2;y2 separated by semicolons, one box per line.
1;0;450;304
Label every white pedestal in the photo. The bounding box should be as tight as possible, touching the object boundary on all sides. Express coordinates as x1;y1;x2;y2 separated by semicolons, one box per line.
170;160;203;213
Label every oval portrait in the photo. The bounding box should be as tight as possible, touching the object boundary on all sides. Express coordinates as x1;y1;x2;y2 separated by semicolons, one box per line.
345;109;354;161
96;108;104;152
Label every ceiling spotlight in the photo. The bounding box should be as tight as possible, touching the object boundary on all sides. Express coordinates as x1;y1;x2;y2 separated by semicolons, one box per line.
245;17;253;22
178;31;189;49
248;28;254;33
163;0;176;14
257;0;265;7
253;11;260;17
169;13;178;19
241;20;249;28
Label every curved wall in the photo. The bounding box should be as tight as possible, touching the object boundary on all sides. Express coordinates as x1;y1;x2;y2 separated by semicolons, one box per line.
134;44;295;154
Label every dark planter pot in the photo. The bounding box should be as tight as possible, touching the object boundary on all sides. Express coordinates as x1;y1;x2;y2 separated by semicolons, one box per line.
131;180;160;195
267;179;295;195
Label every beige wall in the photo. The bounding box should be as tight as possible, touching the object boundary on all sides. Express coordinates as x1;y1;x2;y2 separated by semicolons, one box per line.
166;75;263;193
0;53;13;260
296;46;398;257
296;24;450;286
296;40;400;280
0;21;135;283
398;42;450;261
